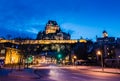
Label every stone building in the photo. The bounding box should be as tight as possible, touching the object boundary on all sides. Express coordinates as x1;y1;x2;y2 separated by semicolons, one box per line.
36;20;70;40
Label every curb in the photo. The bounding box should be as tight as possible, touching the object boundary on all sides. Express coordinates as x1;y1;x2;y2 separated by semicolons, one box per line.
90;70;120;74
76;68;120;74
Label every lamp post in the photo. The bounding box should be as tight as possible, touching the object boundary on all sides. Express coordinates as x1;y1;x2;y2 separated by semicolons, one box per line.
97;50;104;72
73;55;77;65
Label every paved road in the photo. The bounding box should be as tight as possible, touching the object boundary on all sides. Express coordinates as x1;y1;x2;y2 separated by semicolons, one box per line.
0;65;120;81
33;65;120;81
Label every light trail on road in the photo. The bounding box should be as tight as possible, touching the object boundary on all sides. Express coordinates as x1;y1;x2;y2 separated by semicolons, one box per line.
31;64;120;81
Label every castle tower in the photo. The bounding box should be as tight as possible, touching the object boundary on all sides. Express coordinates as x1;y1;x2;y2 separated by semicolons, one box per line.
45;20;60;34
103;30;108;38
36;20;70;40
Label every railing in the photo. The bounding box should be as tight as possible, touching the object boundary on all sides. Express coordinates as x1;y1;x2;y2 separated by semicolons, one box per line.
0;39;87;44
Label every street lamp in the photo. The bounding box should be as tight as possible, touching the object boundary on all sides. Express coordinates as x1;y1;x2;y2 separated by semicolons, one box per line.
97;50;104;72
73;55;77;59
73;55;77;65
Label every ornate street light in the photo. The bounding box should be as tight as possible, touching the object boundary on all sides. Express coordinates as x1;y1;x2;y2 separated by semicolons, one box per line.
73;55;77;65
97;50;104;72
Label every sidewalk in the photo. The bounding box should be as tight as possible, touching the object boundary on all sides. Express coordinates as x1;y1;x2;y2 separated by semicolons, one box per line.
72;65;120;74
0;68;40;81
0;68;10;76
8;68;40;79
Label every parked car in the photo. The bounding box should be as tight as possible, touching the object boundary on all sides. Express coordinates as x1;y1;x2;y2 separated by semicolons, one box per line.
75;60;87;65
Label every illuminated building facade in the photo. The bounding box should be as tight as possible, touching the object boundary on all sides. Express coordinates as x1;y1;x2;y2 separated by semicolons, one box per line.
0;43;6;62
95;30;116;61
115;38;120;59
97;30;115;44
0;20;88;65
37;20;70;40
45;20;59;34
5;48;21;64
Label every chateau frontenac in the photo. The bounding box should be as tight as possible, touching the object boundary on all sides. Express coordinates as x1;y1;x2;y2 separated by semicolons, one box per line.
36;20;70;40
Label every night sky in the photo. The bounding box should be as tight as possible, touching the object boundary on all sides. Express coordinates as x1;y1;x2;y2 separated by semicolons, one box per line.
0;0;120;40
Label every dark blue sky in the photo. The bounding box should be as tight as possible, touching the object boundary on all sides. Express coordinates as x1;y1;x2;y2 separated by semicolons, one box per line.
0;0;120;40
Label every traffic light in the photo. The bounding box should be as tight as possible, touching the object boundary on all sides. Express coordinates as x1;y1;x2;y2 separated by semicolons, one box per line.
27;56;33;63
58;54;62;58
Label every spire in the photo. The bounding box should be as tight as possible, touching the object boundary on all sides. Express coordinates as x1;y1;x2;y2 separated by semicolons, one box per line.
48;20;58;26
103;30;108;38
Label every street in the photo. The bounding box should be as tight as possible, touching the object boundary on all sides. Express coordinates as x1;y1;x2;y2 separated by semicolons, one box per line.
0;64;120;81
33;65;120;81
